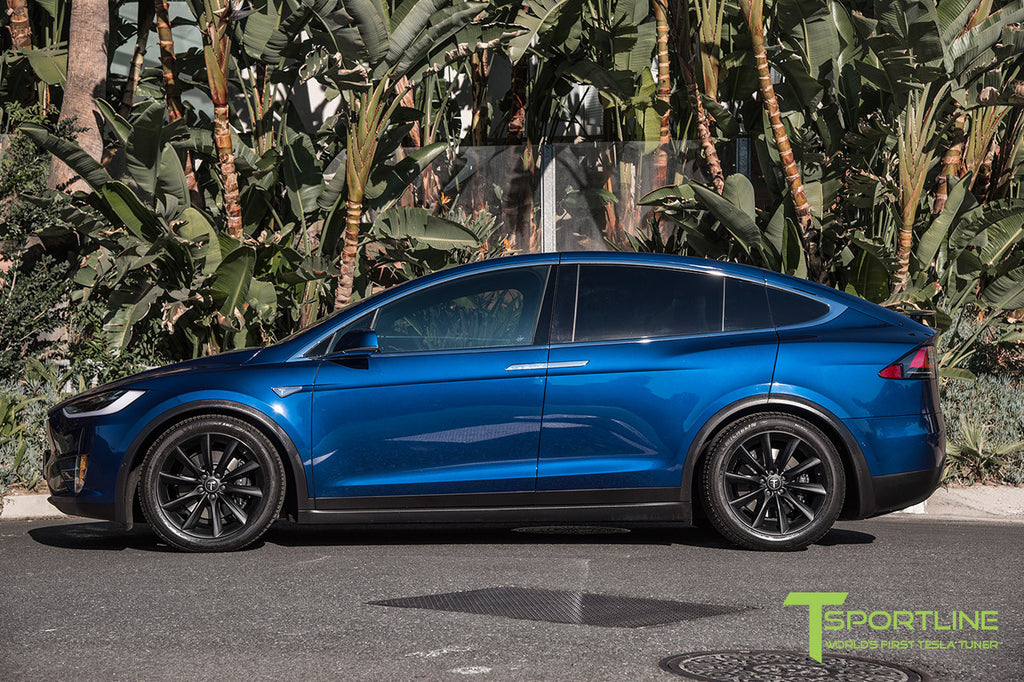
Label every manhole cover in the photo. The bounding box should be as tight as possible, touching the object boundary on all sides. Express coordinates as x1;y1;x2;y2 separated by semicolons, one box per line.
370;587;748;628
660;650;926;682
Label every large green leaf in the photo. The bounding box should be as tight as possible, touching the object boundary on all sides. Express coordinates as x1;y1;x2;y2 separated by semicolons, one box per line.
104;286;163;350
508;0;584;63
101;181;161;241
916;177;973;269
342;0;391;67
776;0;841;80
978;202;1024;267
20;124;113;192
364;141;447;208
211;247;256;317
393;2;486;79
20;45;67;85
372;207;480;249
125;102;168;201
722;174;756;221
281;111;324;224
690;183;764;260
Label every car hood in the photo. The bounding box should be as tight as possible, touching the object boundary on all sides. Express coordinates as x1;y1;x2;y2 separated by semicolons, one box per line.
64;348;264;402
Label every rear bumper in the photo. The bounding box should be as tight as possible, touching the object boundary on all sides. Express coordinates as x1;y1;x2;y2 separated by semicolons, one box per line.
863;467;943;518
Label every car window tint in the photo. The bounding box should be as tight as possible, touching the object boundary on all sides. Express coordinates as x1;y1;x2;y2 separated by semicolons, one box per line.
373;266;548;353
767;287;830;327
573;265;724;342
724;278;771;331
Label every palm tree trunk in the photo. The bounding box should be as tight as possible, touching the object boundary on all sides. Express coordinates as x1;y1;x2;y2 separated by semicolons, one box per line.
119;0;155;117
680;61;725;193
155;0;185;120
5;0;33;49
48;0;108;192
933;113;966;214
741;0;820;281
202;3;242;237
334;81;399;310
652;0;671;189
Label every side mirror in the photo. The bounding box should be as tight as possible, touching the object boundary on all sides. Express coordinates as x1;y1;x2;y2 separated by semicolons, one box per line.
327;329;379;358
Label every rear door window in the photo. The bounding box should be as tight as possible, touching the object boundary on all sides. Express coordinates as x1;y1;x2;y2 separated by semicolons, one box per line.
567;265;725;343
724;278;771;331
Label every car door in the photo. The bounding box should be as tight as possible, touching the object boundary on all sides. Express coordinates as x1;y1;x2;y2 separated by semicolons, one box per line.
536;262;778;492
310;264;553;500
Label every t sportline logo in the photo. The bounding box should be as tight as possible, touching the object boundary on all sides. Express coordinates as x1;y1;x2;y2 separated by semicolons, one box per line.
785;592;999;662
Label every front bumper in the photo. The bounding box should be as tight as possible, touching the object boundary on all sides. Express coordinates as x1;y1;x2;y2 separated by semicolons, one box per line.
47;496;116;521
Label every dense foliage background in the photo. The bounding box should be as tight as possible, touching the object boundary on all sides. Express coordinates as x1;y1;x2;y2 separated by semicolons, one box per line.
2;0;1024;492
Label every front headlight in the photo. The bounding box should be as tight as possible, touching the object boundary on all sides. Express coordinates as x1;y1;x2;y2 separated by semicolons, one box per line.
62;389;146;418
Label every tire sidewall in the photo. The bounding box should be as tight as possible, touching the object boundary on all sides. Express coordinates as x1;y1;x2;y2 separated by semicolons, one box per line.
140;416;285;552
703;414;845;551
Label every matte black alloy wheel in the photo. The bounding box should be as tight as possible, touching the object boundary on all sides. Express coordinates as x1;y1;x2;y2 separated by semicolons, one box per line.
140;416;285;552
702;413;845;551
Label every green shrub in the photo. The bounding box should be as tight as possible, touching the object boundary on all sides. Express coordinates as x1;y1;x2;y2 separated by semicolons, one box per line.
940;374;1024;485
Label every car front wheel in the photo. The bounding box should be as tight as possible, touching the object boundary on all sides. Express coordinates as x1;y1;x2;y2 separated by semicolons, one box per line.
140;415;285;552
701;413;845;551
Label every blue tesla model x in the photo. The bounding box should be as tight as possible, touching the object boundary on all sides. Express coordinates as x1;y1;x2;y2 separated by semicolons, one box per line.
44;252;944;551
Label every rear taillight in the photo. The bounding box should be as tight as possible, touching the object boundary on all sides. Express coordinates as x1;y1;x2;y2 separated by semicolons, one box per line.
879;345;935;380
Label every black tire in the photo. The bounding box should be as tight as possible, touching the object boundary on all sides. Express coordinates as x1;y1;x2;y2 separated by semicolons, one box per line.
140;415;285;552
701;413;845;551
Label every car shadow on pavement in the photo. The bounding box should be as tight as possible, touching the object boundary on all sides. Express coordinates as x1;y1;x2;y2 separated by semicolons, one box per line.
25;519;874;552
25;521;265;553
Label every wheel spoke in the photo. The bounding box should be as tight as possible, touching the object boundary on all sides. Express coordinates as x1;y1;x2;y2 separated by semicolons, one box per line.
738;445;767;475
751;495;772;529
775;496;790;534
783;491;816;521
173;447;202;477
760;433;774;470
200;434;213;472
214;439;239;477
788;482;827;496
161;489;203;511
221;496;248;525
209;498;222;538
785;456;821;478
181;500;206;530
224;460;260;482
159;472;198;486
729;488;763;507
726;472;761;484
224;484;262;499
776;437;801;470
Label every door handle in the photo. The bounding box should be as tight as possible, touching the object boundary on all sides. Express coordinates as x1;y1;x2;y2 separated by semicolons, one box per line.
505;360;590;371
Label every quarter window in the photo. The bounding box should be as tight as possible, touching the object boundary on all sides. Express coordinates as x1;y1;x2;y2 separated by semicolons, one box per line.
372;266;549;353
570;265;724;342
767;287;830;327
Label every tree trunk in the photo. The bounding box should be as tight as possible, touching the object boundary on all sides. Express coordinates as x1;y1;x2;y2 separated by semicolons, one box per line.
48;0;108;192
202;6;242;237
741;0;820;281
680;61;725;193
155;0;184;120
652;0;671;188
933;113;966;214
505;58;534;250
119;0;155;117
5;0;33;50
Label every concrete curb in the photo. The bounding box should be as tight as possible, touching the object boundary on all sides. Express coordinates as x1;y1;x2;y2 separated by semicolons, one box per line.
3;485;1023;523
0;493;66;521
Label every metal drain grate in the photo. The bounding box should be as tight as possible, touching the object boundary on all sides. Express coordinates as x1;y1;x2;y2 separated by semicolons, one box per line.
369;587;748;628
660;650;926;682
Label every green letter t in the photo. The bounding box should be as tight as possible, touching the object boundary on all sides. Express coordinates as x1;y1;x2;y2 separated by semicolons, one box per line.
785;591;848;662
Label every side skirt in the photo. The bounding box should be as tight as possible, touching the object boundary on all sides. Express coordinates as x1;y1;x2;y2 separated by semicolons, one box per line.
300;488;690;525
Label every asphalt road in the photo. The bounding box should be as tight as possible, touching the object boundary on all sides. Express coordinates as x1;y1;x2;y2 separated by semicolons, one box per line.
1;516;1021;681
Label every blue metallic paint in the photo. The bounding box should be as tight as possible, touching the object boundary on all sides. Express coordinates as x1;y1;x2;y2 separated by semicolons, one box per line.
45;252;945;529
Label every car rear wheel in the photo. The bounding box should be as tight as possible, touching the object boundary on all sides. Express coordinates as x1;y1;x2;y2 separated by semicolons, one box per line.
701;413;845;551
140;415;285;552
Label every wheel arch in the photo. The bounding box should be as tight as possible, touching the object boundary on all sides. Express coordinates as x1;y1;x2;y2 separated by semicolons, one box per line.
681;395;874;521
114;399;311;529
